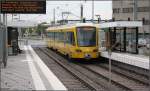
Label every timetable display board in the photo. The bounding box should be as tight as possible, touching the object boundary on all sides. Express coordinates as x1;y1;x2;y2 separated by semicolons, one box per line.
0;0;46;14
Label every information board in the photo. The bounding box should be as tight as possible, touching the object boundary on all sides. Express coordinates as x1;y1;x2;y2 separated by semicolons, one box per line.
0;0;46;14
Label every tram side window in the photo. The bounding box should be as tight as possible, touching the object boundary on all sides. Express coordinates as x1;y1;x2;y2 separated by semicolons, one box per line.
59;32;64;42
51;32;53;39
47;32;49;38
47;32;52;39
57;32;63;42
58;32;61;41
55;32;59;41
58;32;61;42
51;32;54;40
53;32;55;40
66;32;75;45
48;32;54;40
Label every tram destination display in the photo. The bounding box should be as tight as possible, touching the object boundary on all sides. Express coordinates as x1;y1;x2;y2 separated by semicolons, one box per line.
0;0;46;14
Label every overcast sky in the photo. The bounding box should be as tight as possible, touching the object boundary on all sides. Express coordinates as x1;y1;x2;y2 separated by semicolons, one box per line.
7;1;112;23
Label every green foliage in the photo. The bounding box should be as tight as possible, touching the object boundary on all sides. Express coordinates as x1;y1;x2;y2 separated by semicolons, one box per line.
36;22;47;35
29;28;33;34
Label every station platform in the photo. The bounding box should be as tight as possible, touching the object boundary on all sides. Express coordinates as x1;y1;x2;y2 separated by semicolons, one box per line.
100;51;149;69
1;45;67;90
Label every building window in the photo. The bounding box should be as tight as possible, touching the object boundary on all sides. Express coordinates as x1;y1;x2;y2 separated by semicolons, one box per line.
113;8;120;13
138;7;150;12
123;8;133;13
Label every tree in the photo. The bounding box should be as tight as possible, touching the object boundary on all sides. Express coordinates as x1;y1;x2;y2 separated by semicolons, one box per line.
36;22;48;36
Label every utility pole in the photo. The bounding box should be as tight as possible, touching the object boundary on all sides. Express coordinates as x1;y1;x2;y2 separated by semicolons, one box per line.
0;0;2;69
92;0;94;23
53;8;56;25
81;4;83;22
0;14;1;22
62;12;63;21
12;14;13;21
61;12;64;25
149;0;150;91
19;14;20;21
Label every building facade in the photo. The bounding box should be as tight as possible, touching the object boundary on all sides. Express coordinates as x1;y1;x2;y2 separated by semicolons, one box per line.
112;0;150;35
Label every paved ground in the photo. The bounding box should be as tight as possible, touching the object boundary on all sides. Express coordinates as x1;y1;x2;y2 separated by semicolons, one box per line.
0;39;43;90
0;39;66;90
1;52;35;90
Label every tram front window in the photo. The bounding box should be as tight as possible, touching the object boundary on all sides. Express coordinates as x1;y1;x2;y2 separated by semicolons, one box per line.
77;27;96;47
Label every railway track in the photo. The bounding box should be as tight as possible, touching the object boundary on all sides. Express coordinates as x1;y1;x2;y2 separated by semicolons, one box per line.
34;47;149;91
34;48;94;91
98;62;149;85
110;61;149;80
37;47;105;91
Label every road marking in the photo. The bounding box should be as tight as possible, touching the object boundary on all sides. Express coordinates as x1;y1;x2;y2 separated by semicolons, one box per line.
24;46;46;90
28;45;67;90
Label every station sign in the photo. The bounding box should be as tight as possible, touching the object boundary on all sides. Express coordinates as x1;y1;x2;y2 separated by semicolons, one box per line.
0;0;46;14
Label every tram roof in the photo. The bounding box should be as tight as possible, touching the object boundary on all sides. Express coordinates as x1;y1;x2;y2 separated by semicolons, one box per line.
46;23;97;31
99;21;143;29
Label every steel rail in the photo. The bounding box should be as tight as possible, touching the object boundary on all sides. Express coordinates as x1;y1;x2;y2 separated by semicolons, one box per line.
38;47;104;91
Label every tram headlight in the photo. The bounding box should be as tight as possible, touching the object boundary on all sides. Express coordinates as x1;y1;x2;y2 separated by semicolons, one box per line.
93;49;98;52
76;49;82;52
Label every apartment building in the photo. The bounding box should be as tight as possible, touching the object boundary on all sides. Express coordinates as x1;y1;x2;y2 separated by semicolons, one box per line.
113;0;150;36
112;0;150;55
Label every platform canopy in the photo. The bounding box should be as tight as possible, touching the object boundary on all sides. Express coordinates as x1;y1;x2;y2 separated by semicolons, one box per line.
100;21;143;29
7;20;38;28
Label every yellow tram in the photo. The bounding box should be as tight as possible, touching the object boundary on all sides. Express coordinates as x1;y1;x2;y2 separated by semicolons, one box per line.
46;23;99;59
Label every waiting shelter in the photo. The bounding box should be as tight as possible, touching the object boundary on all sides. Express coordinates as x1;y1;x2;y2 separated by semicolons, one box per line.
99;21;143;54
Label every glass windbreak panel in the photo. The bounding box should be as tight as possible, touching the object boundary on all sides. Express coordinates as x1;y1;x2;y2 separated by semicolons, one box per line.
115;30;124;51
126;29;137;53
120;30;125;51
99;30;106;51
77;27;96;47
99;30;106;48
